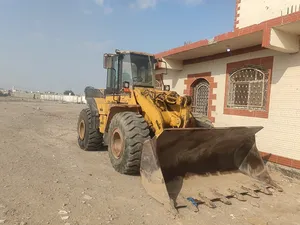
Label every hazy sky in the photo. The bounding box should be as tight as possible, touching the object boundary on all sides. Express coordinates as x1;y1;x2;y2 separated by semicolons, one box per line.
0;0;235;94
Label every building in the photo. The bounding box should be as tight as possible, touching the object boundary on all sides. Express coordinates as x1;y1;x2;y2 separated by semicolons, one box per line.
155;0;300;170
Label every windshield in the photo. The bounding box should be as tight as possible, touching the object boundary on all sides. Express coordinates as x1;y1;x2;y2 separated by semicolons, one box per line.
122;53;155;88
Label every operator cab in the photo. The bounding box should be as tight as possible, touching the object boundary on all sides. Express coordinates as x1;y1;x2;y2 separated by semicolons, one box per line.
103;49;158;95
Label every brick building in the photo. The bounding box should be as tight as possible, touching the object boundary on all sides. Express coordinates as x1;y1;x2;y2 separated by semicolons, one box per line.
155;0;300;170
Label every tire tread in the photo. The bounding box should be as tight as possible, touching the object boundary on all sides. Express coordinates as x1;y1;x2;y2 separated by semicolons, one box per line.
77;108;103;151
108;112;150;175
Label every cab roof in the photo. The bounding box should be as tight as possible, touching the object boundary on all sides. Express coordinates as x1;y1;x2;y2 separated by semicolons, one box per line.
115;49;155;57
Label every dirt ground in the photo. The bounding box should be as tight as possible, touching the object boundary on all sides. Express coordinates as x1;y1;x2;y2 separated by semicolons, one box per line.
0;98;300;225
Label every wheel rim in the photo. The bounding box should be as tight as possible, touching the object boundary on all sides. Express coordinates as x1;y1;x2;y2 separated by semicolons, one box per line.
111;128;123;159
79;120;85;140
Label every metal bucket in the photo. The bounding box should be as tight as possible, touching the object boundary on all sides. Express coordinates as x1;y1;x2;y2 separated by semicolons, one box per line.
140;126;282;213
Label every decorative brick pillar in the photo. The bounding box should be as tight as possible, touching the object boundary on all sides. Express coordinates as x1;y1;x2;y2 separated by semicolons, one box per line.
234;0;241;30
183;72;217;123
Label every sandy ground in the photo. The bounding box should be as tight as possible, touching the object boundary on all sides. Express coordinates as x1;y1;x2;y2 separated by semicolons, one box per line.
0;98;300;225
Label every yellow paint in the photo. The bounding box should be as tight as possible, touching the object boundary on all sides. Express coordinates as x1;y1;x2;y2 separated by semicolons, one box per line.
92;87;193;137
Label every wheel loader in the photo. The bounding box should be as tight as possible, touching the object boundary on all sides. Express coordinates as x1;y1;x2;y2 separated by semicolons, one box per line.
77;49;282;213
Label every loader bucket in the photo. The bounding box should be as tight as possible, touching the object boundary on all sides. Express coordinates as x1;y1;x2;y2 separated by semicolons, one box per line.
140;126;282;213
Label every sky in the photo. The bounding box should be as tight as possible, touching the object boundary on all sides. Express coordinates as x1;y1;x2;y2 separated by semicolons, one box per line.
0;0;236;94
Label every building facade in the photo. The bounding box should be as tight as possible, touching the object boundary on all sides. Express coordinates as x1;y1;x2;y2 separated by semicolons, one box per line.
155;0;300;170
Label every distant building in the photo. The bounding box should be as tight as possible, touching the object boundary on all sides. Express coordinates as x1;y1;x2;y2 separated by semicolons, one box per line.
46;91;56;94
155;0;300;170
0;88;9;96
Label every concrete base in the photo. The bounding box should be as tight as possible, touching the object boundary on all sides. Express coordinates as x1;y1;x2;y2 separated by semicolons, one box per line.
265;161;300;180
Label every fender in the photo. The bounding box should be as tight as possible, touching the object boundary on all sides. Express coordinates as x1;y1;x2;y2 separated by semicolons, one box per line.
104;104;141;132
84;86;105;130
84;86;104;98
101;104;141;146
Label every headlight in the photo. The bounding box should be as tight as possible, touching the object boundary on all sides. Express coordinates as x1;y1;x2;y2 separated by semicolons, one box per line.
123;81;130;88
164;85;170;91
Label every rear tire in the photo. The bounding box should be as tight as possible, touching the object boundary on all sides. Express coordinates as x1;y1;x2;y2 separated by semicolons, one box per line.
108;112;150;175
192;113;214;128
77;108;103;151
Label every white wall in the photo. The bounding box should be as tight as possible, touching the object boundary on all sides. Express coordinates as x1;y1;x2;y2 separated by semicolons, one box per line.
164;49;300;160
237;0;300;29
161;70;186;94
41;94;87;104
11;92;41;99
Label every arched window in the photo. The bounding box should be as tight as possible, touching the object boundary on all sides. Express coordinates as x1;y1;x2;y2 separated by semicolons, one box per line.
192;78;210;116
227;66;269;110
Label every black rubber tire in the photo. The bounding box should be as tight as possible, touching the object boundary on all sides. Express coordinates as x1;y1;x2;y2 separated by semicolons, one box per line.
108;112;150;175
77;108;103;151
192;113;214;128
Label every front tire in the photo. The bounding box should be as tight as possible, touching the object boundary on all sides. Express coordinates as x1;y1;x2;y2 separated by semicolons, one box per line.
108;112;150;175
77;108;103;151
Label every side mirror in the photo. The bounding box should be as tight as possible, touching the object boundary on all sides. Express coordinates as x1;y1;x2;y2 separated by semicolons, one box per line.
103;54;113;69
159;59;168;76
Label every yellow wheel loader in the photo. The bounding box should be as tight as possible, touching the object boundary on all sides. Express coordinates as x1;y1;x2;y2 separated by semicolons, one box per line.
77;49;282;213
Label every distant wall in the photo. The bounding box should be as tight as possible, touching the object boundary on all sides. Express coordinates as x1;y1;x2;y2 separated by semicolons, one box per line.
11;92;41;99
40;94;87;104
10;92;87;104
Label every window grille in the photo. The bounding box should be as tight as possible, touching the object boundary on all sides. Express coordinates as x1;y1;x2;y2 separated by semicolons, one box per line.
227;67;268;111
192;79;209;116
